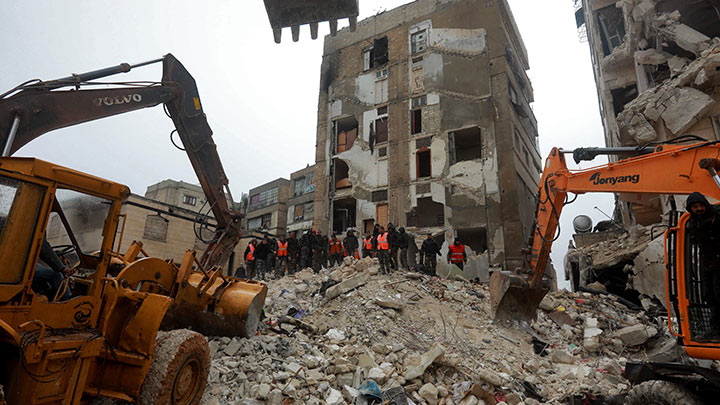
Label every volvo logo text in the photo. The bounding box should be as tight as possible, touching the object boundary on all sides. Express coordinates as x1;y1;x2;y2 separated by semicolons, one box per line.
94;93;143;107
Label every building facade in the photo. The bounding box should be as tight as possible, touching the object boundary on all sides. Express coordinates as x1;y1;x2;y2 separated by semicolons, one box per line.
287;165;316;234
144;179;208;213
246;178;291;235
313;0;541;270
577;0;720;224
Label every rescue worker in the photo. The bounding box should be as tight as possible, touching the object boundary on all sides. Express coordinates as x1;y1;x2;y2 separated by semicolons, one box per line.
321;233;330;269
387;223;399;270
300;230;313;269
287;231;300;273
32;239;74;301
686;192;720;339
397;227;409;270
311;231;323;272
447;238;467;270
362;233;374;258
376;226;391;274
275;235;289;278
243;239;258;280
420;234;441;274
254;238;270;281
344;229;359;259
329;233;343;267
267;236;277;273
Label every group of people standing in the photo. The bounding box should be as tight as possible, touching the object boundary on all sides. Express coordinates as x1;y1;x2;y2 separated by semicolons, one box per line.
240;224;469;281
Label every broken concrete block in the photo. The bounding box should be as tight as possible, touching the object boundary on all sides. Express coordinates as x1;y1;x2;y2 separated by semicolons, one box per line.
661;23;712;55
325;388;344;405
404;343;445;380
551;350;575;365
668;55;689;73
632;237;667;307
368;367;387;384
325;328;345;340
614;324;653;346
695;68;709;86
419;383;439;405
634;49;669;65
660;87;714;134
475;367;503;386
325;271;370;300
223;339;241;356
376;299;404;310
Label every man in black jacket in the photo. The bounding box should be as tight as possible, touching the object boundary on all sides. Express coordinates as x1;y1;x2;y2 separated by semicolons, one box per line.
33;239;73;301
344;230;359;259
397;227;409;270
300;230;313;269
287;231;300;273
420;234;441;274
387;223;399;270
687;192;720;339
254;239;270;281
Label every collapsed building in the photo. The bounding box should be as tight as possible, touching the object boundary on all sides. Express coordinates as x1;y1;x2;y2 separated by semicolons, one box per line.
566;0;720;303
312;0;541;271
577;0;720;224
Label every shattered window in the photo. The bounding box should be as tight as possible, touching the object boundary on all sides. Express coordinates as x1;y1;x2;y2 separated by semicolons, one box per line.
375;117;389;143
261;213;272;229
597;6;626;56
411;29;427;54
373;37;389;66
294;204;304;221
452;127;482;163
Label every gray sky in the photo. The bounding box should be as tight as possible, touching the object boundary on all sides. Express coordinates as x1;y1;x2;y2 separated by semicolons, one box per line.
2;0;614;288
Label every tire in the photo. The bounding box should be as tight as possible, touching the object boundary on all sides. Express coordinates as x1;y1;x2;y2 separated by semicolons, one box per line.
626;380;703;405
139;329;210;405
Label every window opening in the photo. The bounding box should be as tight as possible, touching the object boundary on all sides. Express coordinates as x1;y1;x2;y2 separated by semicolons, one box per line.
334;116;359;154
375;117;389;143
416;148;431;178
451;127;482;163
411;109;422;134
411;29;427;54
334;159;351;189
183;195;197;206
597;5;626;56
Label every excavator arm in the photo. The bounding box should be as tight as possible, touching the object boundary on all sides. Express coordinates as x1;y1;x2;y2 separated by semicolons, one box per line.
0;54;241;269
492;141;720;322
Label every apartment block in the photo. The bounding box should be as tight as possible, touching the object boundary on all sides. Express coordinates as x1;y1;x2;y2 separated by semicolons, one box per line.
287;165;316;234
313;0;541;270
246;178;291;235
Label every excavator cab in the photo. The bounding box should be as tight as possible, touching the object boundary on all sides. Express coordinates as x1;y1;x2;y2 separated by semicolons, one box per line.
665;208;720;358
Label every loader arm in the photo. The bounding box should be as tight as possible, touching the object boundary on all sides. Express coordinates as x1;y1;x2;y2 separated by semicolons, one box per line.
0;54;241;269
492;141;720;322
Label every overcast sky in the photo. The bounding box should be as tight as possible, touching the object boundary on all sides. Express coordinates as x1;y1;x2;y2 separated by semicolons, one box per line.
2;0;614;288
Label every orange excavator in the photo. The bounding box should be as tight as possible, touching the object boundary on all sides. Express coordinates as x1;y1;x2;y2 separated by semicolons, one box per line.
491;138;720;403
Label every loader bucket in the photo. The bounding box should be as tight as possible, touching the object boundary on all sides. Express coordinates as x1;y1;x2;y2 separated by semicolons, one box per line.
163;276;268;338
490;271;548;323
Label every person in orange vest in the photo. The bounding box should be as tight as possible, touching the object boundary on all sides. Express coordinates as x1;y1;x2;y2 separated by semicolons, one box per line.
447;238;467;270
329;233;344;267
376;226;391;274
362;232;374;258
275;234;289;278
243;239;258;280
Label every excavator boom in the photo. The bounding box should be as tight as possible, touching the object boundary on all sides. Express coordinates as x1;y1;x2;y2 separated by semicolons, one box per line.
492;141;720;322
0;54;241;269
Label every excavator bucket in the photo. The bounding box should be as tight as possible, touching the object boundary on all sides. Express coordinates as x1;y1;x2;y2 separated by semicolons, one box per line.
490;271;548;323
163;275;268;338
263;0;359;42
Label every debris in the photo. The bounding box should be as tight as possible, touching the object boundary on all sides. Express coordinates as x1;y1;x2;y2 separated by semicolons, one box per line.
404;343;445;380
614;324;657;346
324;271;370;300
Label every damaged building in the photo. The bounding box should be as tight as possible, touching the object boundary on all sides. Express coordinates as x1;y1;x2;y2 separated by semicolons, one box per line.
312;0;541;270
577;0;720;224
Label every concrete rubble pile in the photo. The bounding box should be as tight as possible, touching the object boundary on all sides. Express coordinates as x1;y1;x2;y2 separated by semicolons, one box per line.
199;256;671;405
567;225;668;308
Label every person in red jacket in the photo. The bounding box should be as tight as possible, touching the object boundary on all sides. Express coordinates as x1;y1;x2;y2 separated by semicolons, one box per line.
244;239;258;279
447;238;467;270
362;233;374;258
329;233;344;267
